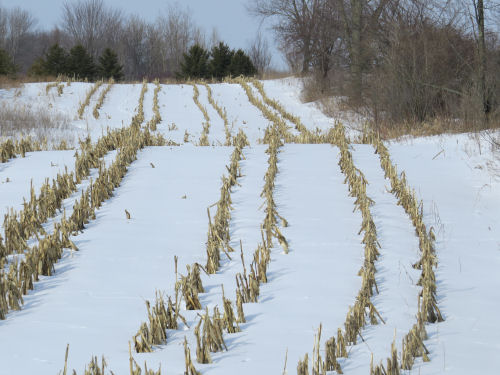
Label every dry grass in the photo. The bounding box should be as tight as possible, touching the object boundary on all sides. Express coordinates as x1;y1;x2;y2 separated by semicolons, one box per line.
0;75;65;89
367;117;500;141
0;102;74;148
259;70;293;81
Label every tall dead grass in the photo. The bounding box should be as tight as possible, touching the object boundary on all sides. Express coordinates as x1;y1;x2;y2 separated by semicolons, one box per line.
0;103;74;148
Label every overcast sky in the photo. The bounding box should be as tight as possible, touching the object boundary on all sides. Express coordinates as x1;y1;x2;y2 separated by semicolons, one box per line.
0;0;285;68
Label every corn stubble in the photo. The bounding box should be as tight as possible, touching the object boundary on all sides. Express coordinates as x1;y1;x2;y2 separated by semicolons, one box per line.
92;78;115;119
190;83;211;146
236;78;383;374
243;110;439;374
78;80;104;119
205;130;248;274
367;131;441;373
237;76;341;145
131;129;251;374
202;82;233;145
18;78;443;374
0;136;70;165
59;343;161;375
133;290;186;353
0;79;169;320
132;80;440;374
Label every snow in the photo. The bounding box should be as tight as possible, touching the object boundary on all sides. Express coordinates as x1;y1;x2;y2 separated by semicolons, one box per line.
387;134;500;374
0;78;498;375
0;150;76;220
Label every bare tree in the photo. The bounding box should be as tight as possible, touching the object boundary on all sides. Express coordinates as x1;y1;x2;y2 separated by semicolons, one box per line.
144;22;166;78
249;0;322;74
471;0;489;116
336;0;392;100
155;4;200;76
248;32;272;75
121;15;148;78
0;8;7;48
61;0;123;57
310;0;343;79
0;7;36;67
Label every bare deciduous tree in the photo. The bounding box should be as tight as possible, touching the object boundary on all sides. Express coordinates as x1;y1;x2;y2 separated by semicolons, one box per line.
121;15;148;78
248;32;272;75
249;0;322;74
61;0;123;57
155;4;200;76
0;7;36;67
337;0;392;100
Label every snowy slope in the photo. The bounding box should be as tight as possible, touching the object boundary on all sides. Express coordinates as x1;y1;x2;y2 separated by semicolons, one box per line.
387;135;500;374
0;151;76;222
0;146;231;375
0;78;498;375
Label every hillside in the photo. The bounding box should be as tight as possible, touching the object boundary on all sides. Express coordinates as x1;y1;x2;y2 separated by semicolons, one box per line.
0;78;498;375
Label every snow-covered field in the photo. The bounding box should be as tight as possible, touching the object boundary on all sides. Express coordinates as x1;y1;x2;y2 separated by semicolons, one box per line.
0;78;498;375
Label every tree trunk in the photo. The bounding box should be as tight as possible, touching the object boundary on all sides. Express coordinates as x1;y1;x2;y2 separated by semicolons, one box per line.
476;0;489;117
301;37;311;74
478;0;489;115
350;0;363;102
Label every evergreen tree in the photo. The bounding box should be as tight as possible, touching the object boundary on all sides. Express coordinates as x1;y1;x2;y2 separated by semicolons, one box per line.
43;44;68;77
209;42;233;80
98;48;124;81
67;44;97;80
229;49;257;77
0;48;15;75
28;57;47;77
178;44;210;79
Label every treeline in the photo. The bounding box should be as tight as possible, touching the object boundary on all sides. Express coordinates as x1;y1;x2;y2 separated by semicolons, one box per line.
0;0;270;80
179;43;256;80
251;0;500;128
30;44;123;81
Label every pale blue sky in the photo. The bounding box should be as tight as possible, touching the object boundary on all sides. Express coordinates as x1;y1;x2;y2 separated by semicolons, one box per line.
1;0;284;67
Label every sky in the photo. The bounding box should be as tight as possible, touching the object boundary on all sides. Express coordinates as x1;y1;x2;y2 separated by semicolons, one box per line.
0;0;286;69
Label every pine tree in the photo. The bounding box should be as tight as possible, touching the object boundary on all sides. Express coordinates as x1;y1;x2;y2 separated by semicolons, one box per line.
98;48;124;81
0;48;15;75
178;44;210;79
28;57;47;77
67;44;97;80
43;44;68;77
209;42;233;80
229;49;257;77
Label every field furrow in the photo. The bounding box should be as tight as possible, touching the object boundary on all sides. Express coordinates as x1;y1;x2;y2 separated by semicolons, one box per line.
344;144;421;373
156;84;205;145
387;138;500;374
0;78;496;375
209;83;270;143
0;146;231;375
0;151;76;223
213;143;364;374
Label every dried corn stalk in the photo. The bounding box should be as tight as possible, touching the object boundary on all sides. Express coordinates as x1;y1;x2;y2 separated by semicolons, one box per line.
202;82;232;145
78;80;103;119
0;77;171;320
92;78;114;119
